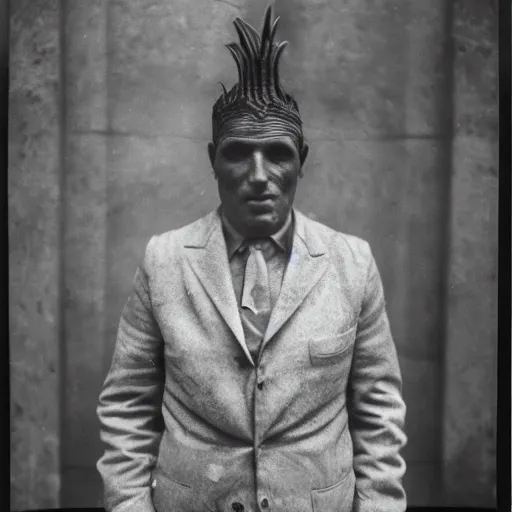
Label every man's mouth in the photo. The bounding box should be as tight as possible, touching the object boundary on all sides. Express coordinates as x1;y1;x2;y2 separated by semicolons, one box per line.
245;193;277;202
244;194;277;212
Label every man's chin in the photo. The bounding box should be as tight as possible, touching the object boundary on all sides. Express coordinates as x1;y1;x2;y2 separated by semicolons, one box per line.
244;212;283;236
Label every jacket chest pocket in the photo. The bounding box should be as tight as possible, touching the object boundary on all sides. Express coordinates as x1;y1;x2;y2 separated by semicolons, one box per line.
308;326;357;366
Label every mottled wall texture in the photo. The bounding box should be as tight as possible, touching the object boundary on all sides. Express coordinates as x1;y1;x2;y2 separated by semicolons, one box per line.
9;1;62;509
442;1;498;506
9;0;498;509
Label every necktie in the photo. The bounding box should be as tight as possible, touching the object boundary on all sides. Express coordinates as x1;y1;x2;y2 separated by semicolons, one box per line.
240;239;272;361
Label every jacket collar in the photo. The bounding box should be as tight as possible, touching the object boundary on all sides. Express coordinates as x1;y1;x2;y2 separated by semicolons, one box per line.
183;207;328;366
184;207;326;257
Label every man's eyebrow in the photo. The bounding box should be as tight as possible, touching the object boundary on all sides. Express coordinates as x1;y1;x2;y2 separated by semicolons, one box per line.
221;138;295;150
265;140;295;151
219;139;252;152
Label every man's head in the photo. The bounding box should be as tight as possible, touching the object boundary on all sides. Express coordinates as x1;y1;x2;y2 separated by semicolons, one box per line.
208;6;308;238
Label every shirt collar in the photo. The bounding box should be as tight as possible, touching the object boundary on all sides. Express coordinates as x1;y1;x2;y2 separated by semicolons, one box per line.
221;209;294;259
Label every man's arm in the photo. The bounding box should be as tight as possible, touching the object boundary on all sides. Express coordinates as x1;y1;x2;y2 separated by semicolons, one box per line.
348;243;407;512
97;237;164;512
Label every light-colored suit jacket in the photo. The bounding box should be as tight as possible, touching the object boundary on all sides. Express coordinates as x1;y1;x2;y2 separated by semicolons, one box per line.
97;208;407;512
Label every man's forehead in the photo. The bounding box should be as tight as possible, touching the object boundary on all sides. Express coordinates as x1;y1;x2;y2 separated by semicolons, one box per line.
219;134;297;148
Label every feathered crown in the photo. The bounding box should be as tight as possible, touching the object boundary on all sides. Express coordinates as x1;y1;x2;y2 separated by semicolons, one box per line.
212;6;303;147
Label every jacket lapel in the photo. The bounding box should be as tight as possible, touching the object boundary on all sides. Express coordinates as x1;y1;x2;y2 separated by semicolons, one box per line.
183;209;254;367
262;210;329;347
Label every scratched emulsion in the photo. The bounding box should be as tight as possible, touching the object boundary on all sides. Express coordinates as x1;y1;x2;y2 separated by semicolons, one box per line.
206;463;225;483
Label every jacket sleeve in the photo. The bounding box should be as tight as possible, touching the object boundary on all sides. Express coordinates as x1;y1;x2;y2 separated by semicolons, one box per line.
348;243;407;512
97;236;164;512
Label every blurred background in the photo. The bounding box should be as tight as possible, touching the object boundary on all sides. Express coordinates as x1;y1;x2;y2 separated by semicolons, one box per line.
9;0;498;509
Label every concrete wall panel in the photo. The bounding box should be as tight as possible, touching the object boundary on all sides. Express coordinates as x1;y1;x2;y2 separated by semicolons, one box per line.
60;2;109;506
442;0;498;506
9;1;62;509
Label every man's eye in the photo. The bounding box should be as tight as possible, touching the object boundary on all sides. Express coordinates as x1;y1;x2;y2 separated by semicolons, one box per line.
223;143;251;161
266;144;294;162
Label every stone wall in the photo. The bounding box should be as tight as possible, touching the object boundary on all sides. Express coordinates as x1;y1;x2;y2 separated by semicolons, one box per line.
8;0;498;509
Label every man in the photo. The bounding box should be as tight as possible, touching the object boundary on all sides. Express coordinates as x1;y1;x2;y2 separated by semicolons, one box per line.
97;7;407;512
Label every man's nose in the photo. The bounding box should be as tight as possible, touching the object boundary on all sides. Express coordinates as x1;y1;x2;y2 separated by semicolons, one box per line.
248;151;268;184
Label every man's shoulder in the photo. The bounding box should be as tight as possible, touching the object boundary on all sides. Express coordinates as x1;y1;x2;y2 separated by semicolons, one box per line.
153;210;216;242
142;209;218;262
296;210;371;258
144;209;373;267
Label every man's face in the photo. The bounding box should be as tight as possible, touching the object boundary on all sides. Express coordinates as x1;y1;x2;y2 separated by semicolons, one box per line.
208;135;308;237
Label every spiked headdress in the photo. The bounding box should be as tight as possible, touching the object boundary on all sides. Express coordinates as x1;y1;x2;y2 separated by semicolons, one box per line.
212;6;304;148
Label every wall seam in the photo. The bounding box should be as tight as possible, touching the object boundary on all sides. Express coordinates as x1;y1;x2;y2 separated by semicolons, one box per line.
58;0;68;507
103;0;112;387
437;0;456;505
3;1;10;508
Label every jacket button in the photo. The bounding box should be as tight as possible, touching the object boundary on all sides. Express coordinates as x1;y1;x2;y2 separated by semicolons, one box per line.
232;502;244;512
261;498;269;508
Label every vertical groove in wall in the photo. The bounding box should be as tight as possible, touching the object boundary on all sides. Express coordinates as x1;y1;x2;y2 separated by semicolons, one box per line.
437;0;456;504
98;1;111;498
2;4;9;511
58;0;68;506
103;0;112;379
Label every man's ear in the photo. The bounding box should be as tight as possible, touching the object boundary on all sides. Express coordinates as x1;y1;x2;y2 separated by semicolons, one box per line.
208;142;216;169
299;143;309;177
299;142;309;166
